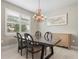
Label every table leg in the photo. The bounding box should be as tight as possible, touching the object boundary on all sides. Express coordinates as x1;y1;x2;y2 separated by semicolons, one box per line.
45;47;54;59
41;45;45;59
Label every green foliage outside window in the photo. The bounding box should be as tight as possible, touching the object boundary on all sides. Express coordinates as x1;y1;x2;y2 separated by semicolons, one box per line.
21;25;26;32
15;24;19;32
7;23;19;32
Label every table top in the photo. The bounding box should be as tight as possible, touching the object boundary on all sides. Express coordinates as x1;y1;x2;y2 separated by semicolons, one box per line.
33;37;59;46
15;35;61;47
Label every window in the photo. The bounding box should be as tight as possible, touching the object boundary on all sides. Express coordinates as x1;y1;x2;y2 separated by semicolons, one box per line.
5;8;31;35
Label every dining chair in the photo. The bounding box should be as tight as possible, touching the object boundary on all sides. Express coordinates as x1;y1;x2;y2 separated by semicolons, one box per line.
24;33;42;59
44;32;52;55
35;31;41;39
44;32;52;41
17;32;26;56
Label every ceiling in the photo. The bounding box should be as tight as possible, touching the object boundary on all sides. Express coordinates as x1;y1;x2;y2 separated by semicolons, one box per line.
4;0;77;13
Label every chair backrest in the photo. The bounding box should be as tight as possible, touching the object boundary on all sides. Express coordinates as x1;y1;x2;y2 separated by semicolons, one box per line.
17;32;23;46
24;33;33;41
35;31;41;39
44;32;52;41
17;32;22;41
24;33;34;46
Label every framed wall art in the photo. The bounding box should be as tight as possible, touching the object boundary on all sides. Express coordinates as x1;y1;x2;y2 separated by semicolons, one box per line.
47;13;68;26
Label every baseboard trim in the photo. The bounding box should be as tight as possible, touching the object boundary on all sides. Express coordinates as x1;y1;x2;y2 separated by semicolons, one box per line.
1;44;17;49
71;46;78;50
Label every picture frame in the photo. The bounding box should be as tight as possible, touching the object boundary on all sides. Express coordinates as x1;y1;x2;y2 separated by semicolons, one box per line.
47;13;68;26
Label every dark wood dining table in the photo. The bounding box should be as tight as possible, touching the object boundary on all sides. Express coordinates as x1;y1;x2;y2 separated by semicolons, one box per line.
32;37;61;59
15;35;61;59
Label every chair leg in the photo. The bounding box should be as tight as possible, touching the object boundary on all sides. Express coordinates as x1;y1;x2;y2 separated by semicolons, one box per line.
44;47;47;55
32;48;34;59
21;49;22;56
18;49;19;53
18;47;19;53
26;48;28;59
32;53;34;59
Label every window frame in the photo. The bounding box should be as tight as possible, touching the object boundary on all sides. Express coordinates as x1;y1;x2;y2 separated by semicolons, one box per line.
5;8;31;36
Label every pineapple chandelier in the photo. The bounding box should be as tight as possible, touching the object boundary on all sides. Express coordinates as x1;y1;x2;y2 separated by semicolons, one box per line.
33;0;45;22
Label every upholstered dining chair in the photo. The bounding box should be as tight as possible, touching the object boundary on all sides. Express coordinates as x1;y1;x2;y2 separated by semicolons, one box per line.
17;32;26;56
44;32;52;41
24;33;42;59
35;31;41;39
44;32;52;55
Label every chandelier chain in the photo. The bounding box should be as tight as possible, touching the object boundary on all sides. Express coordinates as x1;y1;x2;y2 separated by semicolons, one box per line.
38;0;40;9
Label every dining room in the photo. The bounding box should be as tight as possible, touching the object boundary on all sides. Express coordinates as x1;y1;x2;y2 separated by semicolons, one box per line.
1;0;78;59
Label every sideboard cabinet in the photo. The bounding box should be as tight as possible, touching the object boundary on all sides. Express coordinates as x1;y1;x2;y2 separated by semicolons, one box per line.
53;33;71;48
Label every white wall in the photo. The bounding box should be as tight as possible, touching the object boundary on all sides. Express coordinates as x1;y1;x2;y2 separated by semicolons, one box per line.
39;3;78;46
1;0;33;46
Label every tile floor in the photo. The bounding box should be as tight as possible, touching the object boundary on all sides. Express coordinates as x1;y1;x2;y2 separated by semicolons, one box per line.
1;44;78;59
